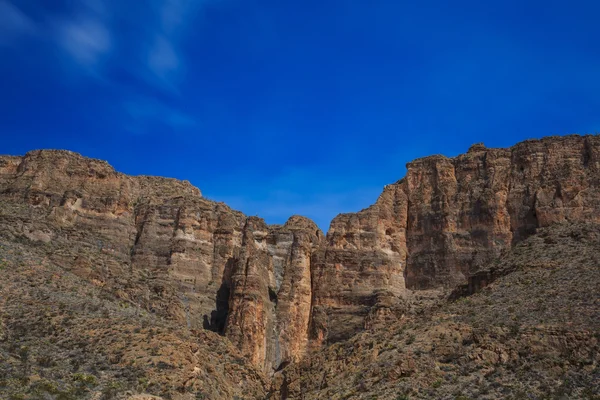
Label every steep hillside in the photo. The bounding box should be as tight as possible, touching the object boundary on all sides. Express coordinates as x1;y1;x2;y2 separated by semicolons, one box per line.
311;135;600;345
0;150;324;374
0;239;266;400
271;222;600;399
0;134;599;399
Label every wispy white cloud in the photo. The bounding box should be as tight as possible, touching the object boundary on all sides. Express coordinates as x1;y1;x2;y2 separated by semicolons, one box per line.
145;0;202;85
147;34;180;80
3;0;207;86
58;17;111;68
0;0;207;132
0;1;36;43
0;1;111;68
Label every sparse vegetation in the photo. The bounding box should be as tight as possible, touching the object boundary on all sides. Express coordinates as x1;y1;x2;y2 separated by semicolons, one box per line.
1;144;599;399
270;223;600;399
0;239;267;400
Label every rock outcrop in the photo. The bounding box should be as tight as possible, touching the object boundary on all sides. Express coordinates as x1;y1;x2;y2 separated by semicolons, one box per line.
310;183;408;345
225;216;323;371
1;134;599;375
403;135;600;289
306;135;600;345
271;222;600;400
0;149;249;333
0;150;323;373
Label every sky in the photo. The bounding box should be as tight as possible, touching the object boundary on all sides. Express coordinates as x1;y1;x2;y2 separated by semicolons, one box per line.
1;0;599;230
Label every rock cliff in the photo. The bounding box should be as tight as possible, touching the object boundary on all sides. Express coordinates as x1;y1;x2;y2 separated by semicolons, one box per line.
225;216;322;371
308;135;600;345
1;134;599;376
0;150;323;373
403;135;600;288
270;222;600;399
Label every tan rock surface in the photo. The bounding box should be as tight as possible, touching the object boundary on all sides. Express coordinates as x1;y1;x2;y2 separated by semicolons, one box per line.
404;135;600;289
225;216;323;372
0;149;326;374
0;134;599;392
271;222;600;399
307;134;600;345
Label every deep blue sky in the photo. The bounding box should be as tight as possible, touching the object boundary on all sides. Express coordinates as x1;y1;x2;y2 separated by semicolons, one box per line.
1;0;599;230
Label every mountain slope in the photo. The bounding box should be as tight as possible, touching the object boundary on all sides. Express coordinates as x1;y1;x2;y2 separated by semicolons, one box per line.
271;222;600;399
0;135;598;399
0;239;267;399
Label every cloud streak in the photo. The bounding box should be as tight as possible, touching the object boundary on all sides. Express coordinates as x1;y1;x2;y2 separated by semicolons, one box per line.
2;0;208;87
40;0;210;131
0;0;213;136
147;34;180;81
0;1;36;43
58;17;111;68
145;0;207;86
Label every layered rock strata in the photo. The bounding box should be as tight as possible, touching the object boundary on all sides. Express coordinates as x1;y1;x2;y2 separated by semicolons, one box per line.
0;150;323;373
1;134;599;372
308;135;600;344
225;216;322;371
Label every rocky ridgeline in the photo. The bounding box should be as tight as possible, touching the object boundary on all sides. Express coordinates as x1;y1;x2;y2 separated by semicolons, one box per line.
1;134;599;375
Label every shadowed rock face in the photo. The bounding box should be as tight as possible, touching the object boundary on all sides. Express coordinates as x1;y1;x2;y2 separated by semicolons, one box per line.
1;134;599;373
306;134;600;345
0;150;247;328
403;134;600;289
0;150;323;373
225;216;322;371
270;222;600;400
310;183;409;345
